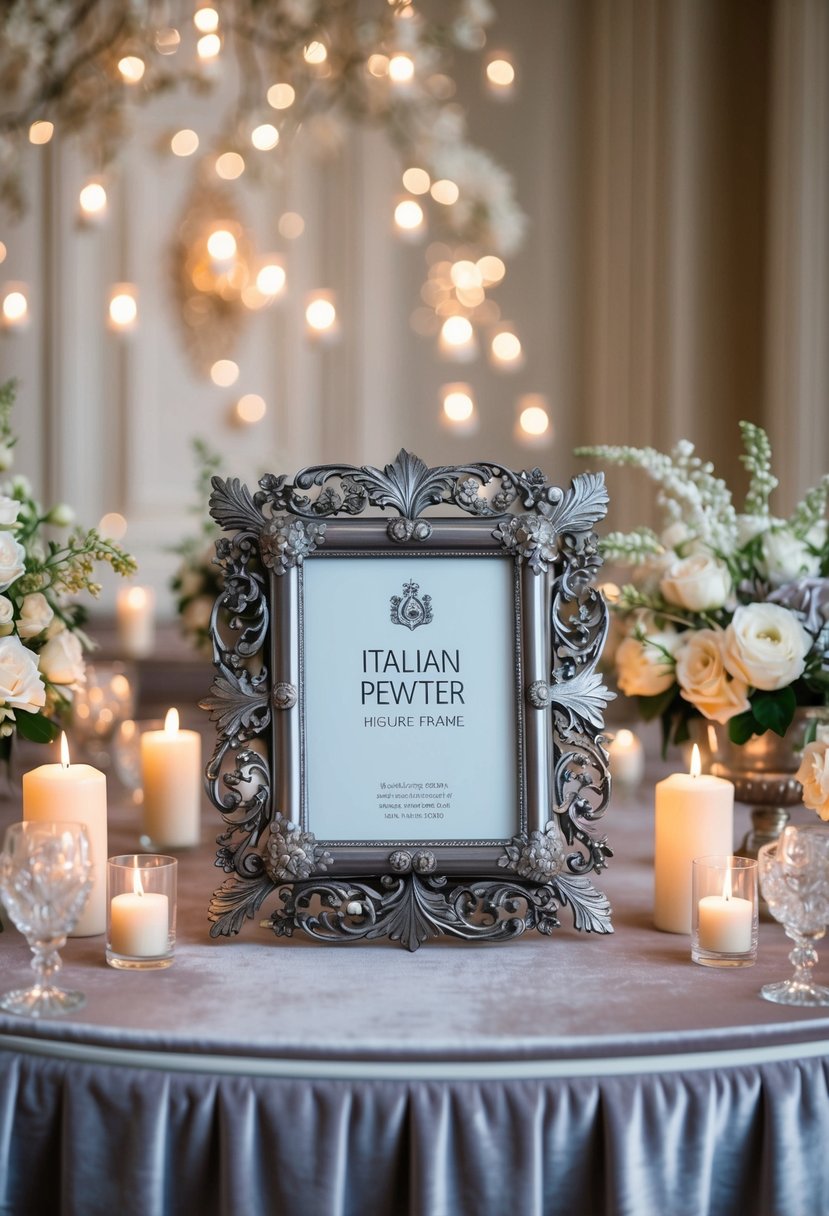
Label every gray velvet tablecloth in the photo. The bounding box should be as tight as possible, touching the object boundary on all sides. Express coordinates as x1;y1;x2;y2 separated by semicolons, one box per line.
1;761;828;1216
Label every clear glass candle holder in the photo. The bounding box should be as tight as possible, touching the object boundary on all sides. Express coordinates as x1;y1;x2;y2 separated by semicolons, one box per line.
106;854;177;970
692;855;758;968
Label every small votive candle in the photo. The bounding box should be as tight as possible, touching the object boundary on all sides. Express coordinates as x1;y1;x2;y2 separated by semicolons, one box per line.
607;728;645;790
116;584;156;658
107;854;177;969
691;855;758;968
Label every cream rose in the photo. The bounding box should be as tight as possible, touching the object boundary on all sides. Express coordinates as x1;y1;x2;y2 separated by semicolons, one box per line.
616;630;679;697
38;628;85;685
0;635;46;713
795;726;829;821
675;629;751;724
17;592;54;639
0;531;25;591
660;552;732;612
723;602;810;690
0;595;13;637
0;495;21;527
759;528;821;588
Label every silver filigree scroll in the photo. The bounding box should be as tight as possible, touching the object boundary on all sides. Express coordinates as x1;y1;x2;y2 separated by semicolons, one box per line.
201;449;614;950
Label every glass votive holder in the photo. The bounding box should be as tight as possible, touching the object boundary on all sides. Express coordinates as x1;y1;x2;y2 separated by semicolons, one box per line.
106;854;177;970
691;855;758;968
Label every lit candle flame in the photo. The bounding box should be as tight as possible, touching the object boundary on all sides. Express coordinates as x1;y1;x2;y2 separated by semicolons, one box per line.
133;863;145;897
164;707;179;735
722;866;733;902
60;732;71;769
126;585;148;608
615;729;634;749
689;744;702;779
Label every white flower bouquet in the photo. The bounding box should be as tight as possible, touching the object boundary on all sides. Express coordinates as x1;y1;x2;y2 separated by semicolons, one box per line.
0;381;136;758
576;423;829;751
169;440;223;657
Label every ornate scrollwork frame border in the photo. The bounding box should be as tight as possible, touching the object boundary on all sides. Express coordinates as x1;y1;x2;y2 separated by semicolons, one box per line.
201;450;614;951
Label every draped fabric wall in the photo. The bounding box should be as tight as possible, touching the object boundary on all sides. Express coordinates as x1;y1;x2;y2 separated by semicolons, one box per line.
0;0;826;604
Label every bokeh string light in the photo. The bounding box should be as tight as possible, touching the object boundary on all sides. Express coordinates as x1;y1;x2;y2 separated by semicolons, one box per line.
0;1;550;442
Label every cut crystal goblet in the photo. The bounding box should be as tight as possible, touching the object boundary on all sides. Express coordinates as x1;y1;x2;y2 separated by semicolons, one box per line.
758;823;829;1006
0;821;92;1017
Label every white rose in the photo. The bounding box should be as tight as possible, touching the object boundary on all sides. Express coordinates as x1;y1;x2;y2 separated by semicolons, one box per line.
0;531;26;591
0;494;21;527
38;629;85;685
660;521;692;552
0;594;13;637
660;552;732;612
759;527;822;588
0;634;46;712
723;602;810;691
736;514;772;547
675;629;751;724
795;726;829;821
615;630;679;697
46;503;75;527
17;592;54;639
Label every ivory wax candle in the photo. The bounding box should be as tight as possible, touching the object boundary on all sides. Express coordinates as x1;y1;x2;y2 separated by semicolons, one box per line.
23;733;108;936
654;745;734;934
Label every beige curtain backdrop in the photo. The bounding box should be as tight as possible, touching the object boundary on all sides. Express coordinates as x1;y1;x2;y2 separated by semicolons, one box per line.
547;0;829;530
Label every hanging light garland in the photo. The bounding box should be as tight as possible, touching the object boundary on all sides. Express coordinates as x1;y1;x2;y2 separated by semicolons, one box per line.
0;0;551;439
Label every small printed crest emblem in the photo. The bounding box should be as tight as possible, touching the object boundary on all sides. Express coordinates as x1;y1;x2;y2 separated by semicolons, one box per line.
390;580;433;631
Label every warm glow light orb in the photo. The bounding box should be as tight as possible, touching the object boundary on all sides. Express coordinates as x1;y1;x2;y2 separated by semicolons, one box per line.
256;263;287;296
367;54;389;77
109;291;138;328
193;6;219;32
206;229;237;261
79;182;108;216
402;167;430;195
267;83;296;109
28;120;54;145
251;123;279;151
440;315;474;346
98;512;128;540
389;54;415;83
197;33;221;60
210;359;239;387
430;179;459;206
519;404;550;437
171;128;199;157
394;199;424;231
278;212;305;239
2;291;28;324
477;255;506;284
305;297;337;331
491;330;522;363
215;152;245;180
236;394;267;423
486;58;516;88
303;41;328;65
450;260;483;290
443;389;475;423
118;56;146;83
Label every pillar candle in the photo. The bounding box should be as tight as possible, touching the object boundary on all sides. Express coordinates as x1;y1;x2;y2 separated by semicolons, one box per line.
140;708;202;848
654;745;734;934
116;584;155;658
22;734;108;936
608;728;645;789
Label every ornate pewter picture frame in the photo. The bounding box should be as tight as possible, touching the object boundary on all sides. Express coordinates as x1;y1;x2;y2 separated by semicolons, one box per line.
202;451;614;950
